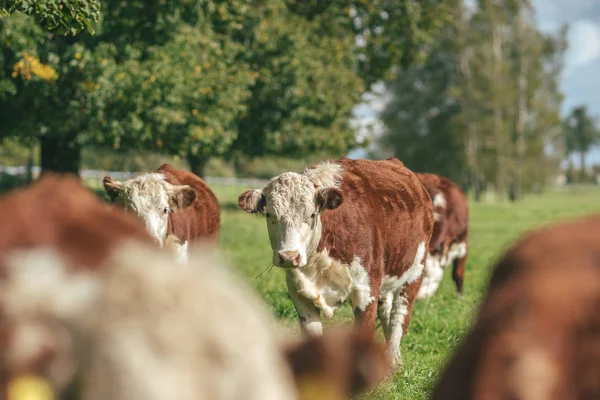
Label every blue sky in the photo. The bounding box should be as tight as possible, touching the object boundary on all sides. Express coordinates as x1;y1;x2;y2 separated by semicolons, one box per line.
350;0;600;164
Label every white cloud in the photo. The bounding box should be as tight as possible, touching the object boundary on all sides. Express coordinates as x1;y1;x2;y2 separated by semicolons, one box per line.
566;20;600;68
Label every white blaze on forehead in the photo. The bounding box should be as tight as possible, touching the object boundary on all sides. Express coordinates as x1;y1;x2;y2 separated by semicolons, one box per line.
115;173;172;244
264;172;317;222
118;173;170;209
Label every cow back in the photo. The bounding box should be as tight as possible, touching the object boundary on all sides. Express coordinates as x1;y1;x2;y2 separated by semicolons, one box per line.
0;174;151;271
317;157;434;277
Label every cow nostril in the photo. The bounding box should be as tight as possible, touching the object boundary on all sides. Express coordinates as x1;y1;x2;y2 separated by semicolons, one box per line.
279;251;301;267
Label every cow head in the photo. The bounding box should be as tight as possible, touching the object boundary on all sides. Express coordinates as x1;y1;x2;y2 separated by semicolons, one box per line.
238;172;342;268
103;174;196;246
0;249;101;396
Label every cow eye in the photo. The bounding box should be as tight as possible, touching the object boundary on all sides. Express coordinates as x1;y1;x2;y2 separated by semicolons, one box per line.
265;213;271;218
163;207;168;214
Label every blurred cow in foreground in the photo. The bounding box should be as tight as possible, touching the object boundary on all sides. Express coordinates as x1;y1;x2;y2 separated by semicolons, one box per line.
238;158;434;369
431;214;600;400
0;176;388;400
415;173;468;299
103;163;220;263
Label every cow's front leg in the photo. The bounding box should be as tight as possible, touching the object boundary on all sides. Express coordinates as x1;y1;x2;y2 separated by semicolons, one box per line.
353;282;379;337
286;271;322;336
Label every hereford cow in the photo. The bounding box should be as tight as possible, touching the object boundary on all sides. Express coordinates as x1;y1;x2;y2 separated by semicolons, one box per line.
431;214;600;400
102;163;220;262
415;173;468;299
0;173;151;270
0;174;152;395
0;241;389;400
238;158;434;368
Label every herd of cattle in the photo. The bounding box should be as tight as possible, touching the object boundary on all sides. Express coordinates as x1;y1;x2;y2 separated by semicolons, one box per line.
0;156;596;399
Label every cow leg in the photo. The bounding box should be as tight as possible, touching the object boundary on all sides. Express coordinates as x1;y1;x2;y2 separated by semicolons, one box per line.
440;239;451;267
452;254;467;295
385;290;409;369
385;277;422;370
286;271;323;336
377;292;393;339
417;254;444;299
353;286;379;337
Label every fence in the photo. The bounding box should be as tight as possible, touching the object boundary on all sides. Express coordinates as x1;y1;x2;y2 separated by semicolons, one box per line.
0;165;269;206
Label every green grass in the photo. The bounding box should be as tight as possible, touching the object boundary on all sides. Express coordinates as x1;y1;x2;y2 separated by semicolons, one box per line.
87;179;600;399
215;186;600;400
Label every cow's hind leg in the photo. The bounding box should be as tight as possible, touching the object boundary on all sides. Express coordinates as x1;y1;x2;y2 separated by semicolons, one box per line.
451;239;468;295
452;255;467;295
385;290;411;369
417;254;444;299
377;292;393;339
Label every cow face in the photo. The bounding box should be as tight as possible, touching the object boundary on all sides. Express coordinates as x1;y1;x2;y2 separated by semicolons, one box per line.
238;172;342;268
103;174;196;246
0;249;101;394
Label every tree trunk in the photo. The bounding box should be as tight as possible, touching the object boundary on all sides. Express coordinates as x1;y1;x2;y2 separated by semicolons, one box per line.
580;151;587;183
513;19;528;202
492;27;507;201
39;135;81;176
187;152;210;178
26;143;34;183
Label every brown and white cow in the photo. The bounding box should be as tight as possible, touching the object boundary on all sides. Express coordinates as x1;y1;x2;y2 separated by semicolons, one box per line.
0;240;389;400
103;163;220;262
0;174;152;395
415;173;469;299
431;214;600;400
238;158;434;368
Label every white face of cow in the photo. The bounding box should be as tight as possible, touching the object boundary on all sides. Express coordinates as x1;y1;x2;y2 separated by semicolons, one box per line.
103;173;196;246
238;172;343;268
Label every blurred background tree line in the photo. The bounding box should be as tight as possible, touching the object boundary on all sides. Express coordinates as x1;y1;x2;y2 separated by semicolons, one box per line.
375;0;599;201
0;0;445;176
1;0;599;200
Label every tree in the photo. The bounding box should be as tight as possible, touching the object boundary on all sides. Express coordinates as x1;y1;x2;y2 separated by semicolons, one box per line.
0;0;100;34
0;13;103;174
565;106;600;182
378;0;466;183
1;0;450;176
377;0;567;200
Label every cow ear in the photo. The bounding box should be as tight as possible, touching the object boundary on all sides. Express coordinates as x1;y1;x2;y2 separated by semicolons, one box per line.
238;189;265;214
103;176;123;202
169;185;196;210
315;187;343;212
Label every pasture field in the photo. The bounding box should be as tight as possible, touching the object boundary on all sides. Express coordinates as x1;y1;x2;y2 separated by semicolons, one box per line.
90;181;600;399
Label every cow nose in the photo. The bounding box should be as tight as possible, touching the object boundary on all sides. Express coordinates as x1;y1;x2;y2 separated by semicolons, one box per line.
278;250;302;267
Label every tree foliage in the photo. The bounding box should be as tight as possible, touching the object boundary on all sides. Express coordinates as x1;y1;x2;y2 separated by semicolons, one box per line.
379;0;568;200
0;0;449;176
0;0;100;34
564;106;600;181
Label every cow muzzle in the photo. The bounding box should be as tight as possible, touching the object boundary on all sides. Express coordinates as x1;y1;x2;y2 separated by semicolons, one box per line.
276;250;303;268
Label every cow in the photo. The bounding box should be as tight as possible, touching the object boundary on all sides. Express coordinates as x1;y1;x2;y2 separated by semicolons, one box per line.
238;157;434;368
0;241;389;400
0;174;152;397
431;214;600;400
414;173;469;299
0;173;151;270
102;163;220;263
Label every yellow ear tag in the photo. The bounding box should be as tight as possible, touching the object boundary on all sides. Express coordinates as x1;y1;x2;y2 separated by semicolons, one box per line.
7;376;55;400
297;374;342;400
